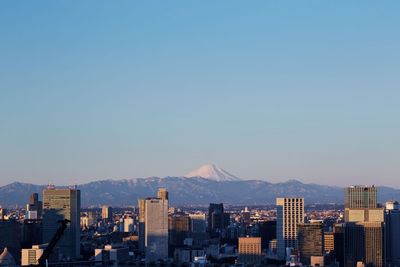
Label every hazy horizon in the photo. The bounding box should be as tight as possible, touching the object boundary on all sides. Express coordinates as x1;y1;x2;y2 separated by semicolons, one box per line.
1;1;399;187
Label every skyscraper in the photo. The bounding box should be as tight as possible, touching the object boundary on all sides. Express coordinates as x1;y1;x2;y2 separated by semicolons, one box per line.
42;187;80;260
138;188;169;262
144;197;168;262
26;193;42;220
385;201;400;266
101;206;113;222
345;186;377;209
297;221;324;265
344;222;384;267
208;203;224;237
138;198;146;252
157;188;168;200
276;197;304;260
343;185;385;267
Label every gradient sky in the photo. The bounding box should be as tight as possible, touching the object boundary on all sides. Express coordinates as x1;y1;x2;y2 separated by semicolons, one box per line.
1;1;399;187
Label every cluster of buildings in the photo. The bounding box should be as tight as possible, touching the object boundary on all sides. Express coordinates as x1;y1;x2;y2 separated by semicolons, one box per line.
0;185;399;267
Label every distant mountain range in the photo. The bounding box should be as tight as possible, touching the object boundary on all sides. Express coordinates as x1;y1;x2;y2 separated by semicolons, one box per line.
1;165;399;207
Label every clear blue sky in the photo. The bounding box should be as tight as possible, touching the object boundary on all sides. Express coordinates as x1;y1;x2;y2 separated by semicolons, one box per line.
1;1;399;187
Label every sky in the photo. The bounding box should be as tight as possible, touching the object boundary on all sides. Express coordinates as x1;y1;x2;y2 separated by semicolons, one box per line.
0;1;399;187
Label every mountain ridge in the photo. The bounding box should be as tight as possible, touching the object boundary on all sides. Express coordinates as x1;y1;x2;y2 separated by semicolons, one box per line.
0;177;399;207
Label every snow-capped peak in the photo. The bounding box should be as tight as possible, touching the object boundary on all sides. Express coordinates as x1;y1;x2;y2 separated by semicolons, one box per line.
184;164;242;182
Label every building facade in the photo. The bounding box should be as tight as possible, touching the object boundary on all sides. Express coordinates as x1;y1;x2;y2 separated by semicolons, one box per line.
42;187;81;260
297;221;324;265
276;197;304;260
238;237;262;264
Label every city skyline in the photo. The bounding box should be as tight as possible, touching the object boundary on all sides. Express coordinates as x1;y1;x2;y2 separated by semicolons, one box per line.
1;1;400;187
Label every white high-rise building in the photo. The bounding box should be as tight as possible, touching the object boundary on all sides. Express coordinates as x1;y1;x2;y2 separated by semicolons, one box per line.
276;197;304;260
138;188;169;262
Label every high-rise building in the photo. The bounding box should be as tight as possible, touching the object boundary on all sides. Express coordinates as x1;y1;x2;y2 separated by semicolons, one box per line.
144;197;168;262
333;224;345;267
169;213;191;247
258;220;276;251
189;213;206;233
26;193;42;220
276;197;304;260
101;206;113;222
138;199;146;252
157;188;169;200
345;186;377;209
42;187;80;260
344;222;384;267
385;201;400;266
208;203;225;237
297;221;324;265
343;186;385;267
238;237;262;264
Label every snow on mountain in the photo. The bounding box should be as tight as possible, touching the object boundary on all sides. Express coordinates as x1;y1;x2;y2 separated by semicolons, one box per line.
184;164;242;181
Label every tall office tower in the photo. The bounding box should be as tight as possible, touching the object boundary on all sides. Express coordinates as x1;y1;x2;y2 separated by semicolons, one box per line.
144;197;168;262
169;213;191;247
258;220;277;251
189;213;206;233
333;224;345;267
238;237;262;264
344;222;384;267
276;197;304;260
345;185;377;209
101;206;113;222
343;186;385;267
385;201;400;266
208;203;225;237
26;193;42;220
157;188;169;200
297;221;324;265
42;187;80;260
138;199;146;252
345;185;384;222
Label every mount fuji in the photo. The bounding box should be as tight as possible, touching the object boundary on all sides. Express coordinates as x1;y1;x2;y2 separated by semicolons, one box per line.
1;165;400;206
184;164;242;182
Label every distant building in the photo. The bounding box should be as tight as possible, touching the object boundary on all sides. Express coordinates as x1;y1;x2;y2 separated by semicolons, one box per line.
123;217;134;233
258;220;276;251
276;197;304;260
297;221;324;265
26;193;42;220
324;232;334;252
385;201;400;266
157;188;169;200
238;237;262;264
94;244;129;267
208;203;225;237
345;185;377;209
42;187;80;260
101;206;113;222
138;199;146;252
21;245;48;266
343;186;384;267
169;213;191;247
139;189;169;262
344;222;384;267
189;213;206;233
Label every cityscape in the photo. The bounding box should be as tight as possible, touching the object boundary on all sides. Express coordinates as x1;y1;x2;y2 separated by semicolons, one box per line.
1;1;400;267
0;172;399;267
